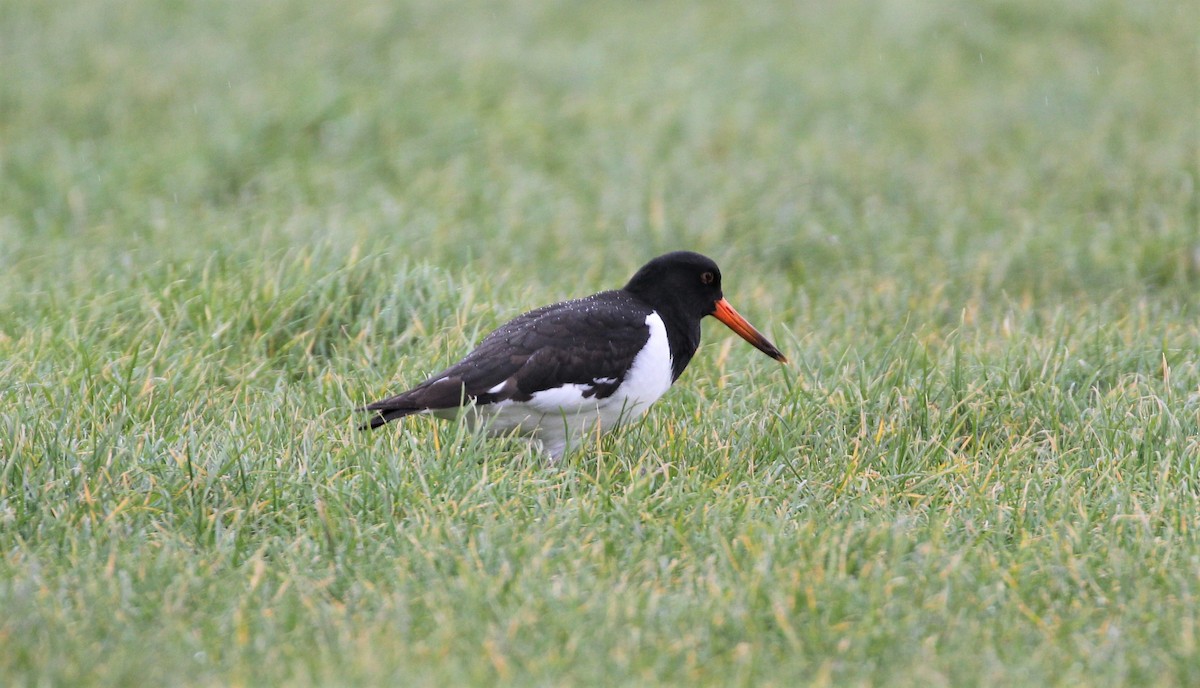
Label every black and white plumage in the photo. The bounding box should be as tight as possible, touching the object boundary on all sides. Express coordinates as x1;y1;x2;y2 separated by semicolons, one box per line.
360;251;787;460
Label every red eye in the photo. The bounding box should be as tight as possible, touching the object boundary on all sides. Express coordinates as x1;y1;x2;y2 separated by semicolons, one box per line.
700;271;715;285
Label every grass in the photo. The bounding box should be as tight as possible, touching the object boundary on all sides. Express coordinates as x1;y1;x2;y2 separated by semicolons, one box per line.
2;0;1198;684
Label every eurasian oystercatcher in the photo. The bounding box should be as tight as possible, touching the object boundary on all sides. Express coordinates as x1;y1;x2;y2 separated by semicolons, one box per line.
360;251;787;460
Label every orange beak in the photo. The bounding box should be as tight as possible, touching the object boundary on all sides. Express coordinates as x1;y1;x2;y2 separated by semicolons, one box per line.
711;298;787;364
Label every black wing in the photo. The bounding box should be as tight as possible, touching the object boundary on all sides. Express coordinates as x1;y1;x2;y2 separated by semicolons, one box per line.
361;290;654;428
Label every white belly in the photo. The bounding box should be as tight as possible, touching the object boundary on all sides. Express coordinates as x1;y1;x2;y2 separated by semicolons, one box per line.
461;312;674;460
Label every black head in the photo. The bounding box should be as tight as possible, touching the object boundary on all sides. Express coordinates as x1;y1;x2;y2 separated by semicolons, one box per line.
622;251;787;364
623;251;725;319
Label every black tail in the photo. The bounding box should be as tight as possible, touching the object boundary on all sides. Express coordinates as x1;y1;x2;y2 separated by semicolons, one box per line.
358;405;418;430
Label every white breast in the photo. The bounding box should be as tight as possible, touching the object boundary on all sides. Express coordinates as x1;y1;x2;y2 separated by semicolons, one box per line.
608;311;674;411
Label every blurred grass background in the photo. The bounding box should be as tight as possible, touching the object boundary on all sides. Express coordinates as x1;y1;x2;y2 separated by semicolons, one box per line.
1;0;1198;685
3;0;1194;292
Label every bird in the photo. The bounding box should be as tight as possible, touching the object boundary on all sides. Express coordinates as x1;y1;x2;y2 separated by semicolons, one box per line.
359;251;787;460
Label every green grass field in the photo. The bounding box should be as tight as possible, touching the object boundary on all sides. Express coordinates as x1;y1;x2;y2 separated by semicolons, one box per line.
2;0;1198;684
